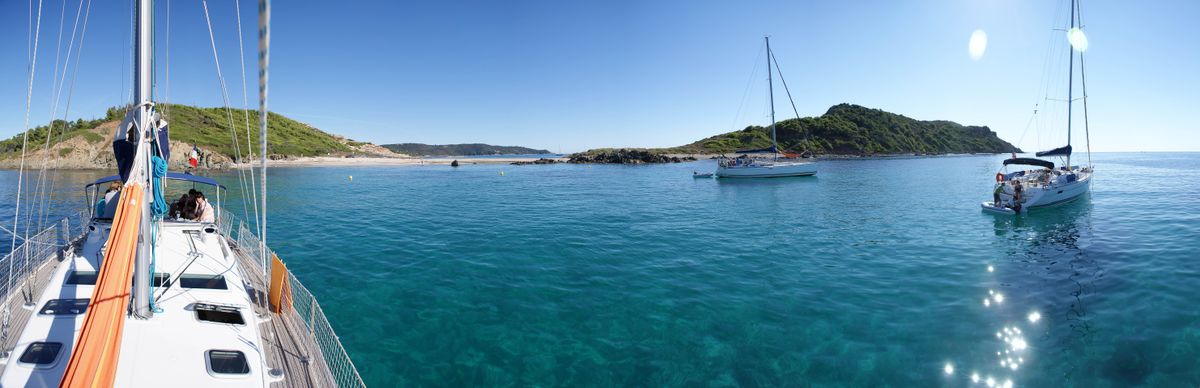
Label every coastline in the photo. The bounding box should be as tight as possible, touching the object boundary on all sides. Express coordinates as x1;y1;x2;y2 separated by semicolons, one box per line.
229;156;569;168
0;152;1017;170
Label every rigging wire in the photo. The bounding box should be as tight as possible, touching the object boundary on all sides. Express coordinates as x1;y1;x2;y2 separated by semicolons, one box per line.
32;0;90;239
768;47;806;152
1077;1;1092;168
7;0;45;340
201;0;255;224
728;42;764;135
234;0;262;232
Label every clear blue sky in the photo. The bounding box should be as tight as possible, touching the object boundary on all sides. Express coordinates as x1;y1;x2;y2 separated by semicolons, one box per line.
2;0;1197;153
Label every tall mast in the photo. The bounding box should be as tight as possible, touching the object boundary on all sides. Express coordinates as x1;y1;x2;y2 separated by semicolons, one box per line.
766;36;778;161
131;0;154;318
1065;0;1075;169
258;0;270;270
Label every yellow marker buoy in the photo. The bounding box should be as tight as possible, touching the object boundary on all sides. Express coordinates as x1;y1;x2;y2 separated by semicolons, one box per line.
499;171;505;176
348;175;353;182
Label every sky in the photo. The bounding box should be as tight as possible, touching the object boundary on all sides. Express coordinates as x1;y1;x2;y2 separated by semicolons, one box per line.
1;0;1197;153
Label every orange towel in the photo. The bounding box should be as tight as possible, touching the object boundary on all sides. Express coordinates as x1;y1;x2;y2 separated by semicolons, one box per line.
60;184;144;388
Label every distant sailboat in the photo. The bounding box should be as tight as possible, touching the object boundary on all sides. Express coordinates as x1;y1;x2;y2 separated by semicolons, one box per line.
715;37;817;179
983;0;1093;214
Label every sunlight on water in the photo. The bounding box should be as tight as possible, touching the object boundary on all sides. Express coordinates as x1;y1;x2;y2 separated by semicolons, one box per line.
969;29;988;60
5;153;1199;386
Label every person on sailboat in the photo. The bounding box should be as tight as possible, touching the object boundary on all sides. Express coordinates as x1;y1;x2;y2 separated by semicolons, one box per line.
1011;180;1024;212
189;189;216;223
95;181;123;216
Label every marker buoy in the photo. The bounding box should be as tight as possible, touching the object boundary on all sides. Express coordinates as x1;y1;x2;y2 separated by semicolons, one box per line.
348;175;353;182
499;171;505;176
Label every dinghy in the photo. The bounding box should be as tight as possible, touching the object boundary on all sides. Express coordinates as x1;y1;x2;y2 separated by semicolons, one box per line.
693;172;714;178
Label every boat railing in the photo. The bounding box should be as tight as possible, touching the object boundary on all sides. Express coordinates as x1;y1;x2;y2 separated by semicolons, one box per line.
221;208;366;387
0;209;89;348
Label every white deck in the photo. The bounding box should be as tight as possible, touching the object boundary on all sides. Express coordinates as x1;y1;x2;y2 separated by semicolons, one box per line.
0;220;275;387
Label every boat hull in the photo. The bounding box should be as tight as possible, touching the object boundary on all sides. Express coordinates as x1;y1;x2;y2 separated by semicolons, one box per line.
988;170;1092;213
715;161;817;178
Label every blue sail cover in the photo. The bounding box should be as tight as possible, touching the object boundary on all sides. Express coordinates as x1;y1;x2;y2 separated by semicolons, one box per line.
735;145;777;154
113;116;170;183
113;138;136;183
1035;145;1072;157
1003;157;1054;170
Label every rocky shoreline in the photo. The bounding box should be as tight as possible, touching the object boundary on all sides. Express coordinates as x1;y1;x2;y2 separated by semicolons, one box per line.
567;149;697;164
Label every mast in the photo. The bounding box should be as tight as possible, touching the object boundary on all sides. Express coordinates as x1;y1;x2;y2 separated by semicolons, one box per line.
766;36;778;161
1065;0;1075;169
258;0;270;271
131;0;154;318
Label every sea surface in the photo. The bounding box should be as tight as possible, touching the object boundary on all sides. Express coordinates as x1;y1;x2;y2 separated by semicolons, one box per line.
2;153;1198;386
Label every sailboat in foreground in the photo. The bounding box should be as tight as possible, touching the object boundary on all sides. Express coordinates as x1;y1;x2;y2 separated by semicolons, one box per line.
715;37;817;179
983;0;1093;215
0;0;363;386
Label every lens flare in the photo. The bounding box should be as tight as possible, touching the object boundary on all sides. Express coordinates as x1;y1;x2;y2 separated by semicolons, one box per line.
969;29;988;60
1068;27;1089;52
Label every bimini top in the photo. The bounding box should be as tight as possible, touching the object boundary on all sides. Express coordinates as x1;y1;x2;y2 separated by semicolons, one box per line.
86;172;225;189
1002;157;1054;170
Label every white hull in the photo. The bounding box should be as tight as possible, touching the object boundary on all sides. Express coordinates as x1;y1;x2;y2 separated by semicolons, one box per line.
715;161;817;178
989;169;1092;213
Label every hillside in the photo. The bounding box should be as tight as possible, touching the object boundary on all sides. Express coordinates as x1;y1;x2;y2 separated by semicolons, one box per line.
0;104;401;169
381;143;551;156
670;104;1021;155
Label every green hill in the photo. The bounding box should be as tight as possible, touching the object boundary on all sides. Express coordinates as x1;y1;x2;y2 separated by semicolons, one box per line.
381;143;551;156
670;104;1021;155
1;104;362;164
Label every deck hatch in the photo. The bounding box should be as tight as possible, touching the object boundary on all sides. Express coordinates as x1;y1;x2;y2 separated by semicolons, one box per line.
180;274;228;290
206;350;250;375
19;342;63;365
40;298;90;315
195;303;245;325
65;270;98;285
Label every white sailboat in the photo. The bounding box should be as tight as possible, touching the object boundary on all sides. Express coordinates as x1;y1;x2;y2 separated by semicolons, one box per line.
0;0;364;386
715;37;817;179
983;0;1094;215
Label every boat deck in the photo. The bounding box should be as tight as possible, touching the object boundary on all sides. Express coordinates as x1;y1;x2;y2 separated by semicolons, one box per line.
0;245;66;376
230;239;338;388
0;232;340;387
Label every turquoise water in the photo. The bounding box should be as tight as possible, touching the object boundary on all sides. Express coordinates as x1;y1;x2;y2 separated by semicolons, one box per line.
2;153;1199;386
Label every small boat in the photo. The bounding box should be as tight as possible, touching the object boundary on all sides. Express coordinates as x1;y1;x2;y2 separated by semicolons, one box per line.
985;0;1093;214
693;172;714;178
981;201;1017;215
715;37;817;179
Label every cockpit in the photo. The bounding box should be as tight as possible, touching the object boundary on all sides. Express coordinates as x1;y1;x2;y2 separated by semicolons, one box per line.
84;173;226;223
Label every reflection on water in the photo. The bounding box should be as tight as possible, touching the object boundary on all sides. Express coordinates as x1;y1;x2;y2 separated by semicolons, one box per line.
955;196;1099;386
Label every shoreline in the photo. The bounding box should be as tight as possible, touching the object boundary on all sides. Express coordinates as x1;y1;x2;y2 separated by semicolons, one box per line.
0;152;1024;171
229;156;569;168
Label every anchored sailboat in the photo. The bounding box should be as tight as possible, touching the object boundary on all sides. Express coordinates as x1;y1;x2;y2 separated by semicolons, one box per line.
715;37;817;179
0;0;364;386
983;0;1094;215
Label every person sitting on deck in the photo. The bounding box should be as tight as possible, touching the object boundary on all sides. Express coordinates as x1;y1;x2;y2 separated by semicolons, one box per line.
170;193;194;220
95;182;122;215
189;189;215;223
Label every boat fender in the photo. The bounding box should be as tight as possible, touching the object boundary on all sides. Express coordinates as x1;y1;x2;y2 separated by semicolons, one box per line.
996;173;1005;182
